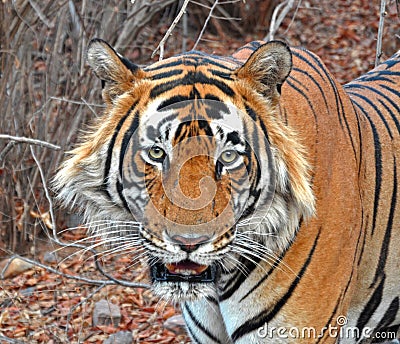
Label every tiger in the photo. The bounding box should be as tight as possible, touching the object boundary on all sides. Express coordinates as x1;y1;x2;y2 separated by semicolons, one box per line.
53;37;400;344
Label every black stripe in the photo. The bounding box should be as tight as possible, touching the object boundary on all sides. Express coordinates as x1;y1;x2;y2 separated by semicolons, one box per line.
348;96;382;236
233;41;261;55
116;180;129;212
292;67;329;111
205;94;222;102
119;110;140;179
231;228;321;341
210;69;233;80
173;121;188;143
239;249;287;302
103;105;136;197
185;322;203;344
286;79;319;126
380;83;400;104
291;49;326;82
198;119;213;136
150;71;235;99
206;296;219;304
120;56;139;74
290;64;361;172
151;69;183;80
371;158;397;286
346;88;394;139
347;84;400;134
356;274;386;333
204;100;229;119
144;59;185;71
301;50;359;150
315;296;341;344
296;49;358;148
157;95;193;111
183;304;223;344
375;297;399;331
353;70;400;83
226;131;241;145
219;256;260;301
245;104;257;121
381;56;400;68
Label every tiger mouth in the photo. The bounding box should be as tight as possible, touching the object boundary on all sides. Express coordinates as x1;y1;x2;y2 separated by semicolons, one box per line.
151;260;216;283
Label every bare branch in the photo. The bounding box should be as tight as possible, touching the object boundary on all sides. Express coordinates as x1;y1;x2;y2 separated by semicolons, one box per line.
376;0;387;66
28;0;54;28
0;134;61;150
193;0;220;50
152;0;191;60
30;146;57;233
0;141;16;163
50;96;105;107
0;254;150;288
265;0;295;41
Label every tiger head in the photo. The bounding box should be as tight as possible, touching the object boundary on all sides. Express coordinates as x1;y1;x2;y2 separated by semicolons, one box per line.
54;39;315;301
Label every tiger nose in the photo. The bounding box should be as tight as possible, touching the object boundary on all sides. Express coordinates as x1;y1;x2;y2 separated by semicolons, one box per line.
170;234;210;253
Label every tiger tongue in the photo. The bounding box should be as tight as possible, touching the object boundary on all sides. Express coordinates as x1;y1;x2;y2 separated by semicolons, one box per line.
165;260;208;276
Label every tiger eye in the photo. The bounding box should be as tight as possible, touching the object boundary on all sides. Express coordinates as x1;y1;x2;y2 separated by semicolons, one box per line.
148;146;166;161
220;150;238;164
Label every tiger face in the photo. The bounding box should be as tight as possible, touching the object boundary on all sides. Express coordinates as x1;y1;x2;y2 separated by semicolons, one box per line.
54;39;315;302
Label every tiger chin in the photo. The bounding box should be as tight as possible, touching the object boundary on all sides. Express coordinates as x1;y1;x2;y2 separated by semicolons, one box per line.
54;38;400;344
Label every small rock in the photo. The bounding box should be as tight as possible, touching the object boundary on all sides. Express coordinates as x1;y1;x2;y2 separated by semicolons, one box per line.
20;286;36;297
103;331;132;344
65;213;83;228
1;257;34;279
43;251;58;263
92;299;121;327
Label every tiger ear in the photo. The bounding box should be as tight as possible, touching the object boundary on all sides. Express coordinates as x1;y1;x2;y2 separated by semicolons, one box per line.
236;41;292;96
86;38;145;103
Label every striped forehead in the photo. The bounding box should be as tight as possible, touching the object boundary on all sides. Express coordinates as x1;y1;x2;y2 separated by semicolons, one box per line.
137;51;245;150
144;51;238;100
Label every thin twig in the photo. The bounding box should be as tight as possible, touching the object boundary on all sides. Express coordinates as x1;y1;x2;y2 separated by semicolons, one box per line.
0;141;16;163
28;0;54;28
30;146;57;233
0;335;25;344
397;0;400;19
0;134;61;150
193;0;219;50
265;0;295;41
1;254;150;288
376;0;387;67
282;0;303;36
152;0;191;60
182;8;188;53
50;96;105;108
